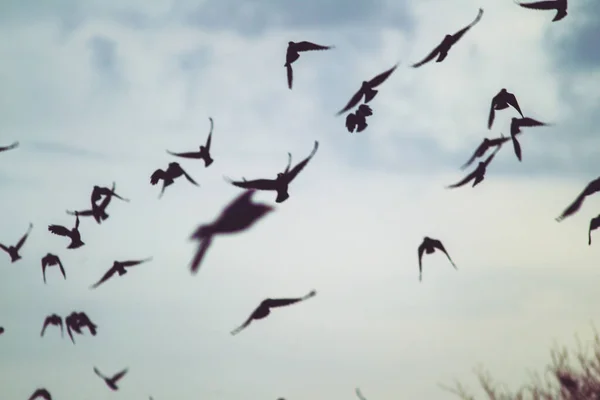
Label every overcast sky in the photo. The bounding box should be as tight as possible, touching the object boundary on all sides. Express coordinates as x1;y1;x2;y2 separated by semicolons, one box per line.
2;0;600;399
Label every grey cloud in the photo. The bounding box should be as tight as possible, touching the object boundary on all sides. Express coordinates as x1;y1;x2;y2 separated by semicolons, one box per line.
87;35;119;78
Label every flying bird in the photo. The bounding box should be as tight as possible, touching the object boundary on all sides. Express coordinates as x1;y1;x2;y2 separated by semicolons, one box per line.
91;182;129;213
488;89;524;129
41;314;63;338
231;290;317;335
285;41;334;89
447;145;502;189
460;134;510;170
346;104;373;133
0;222;33;263
94;367;128;391
90;257;153;289
0;141;19;153
167;117;215;167
66;182;119;224
225;140;319;203
418;237;457;282
48;213;84;249
336;63;399;116
588;214;600;245
189;190;274;274
0;326;4;335
150;162;199;198
513;0;567;22
411;8;484;68
65;311;97;344
556;176;600;222
28;388;52;400
41;253;66;284
509;116;549;161
356;388;367;400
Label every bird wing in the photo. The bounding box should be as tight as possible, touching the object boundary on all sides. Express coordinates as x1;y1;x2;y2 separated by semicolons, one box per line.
48;225;70;237
224;176;279;191
94;367;106;380
166;150;202;159
356;388;367;400
487;100;496;129
286;63;293;89
58;258;66;279
411;43;443;68
516;0;561;10
447;170;477;189
589;215;600;245
0;141;19;152
431;239;457;268
336;87;365;116
345;113;357;133
285;140;319;183
518;117;547;128
367;63;399;87
357;104;373;117
15;223;33;250
40;317;51;337
295;41;333;52
461;141;488;170
58;317;64;337
448;8;484;46
120;257;153;267
205;117;214;151
181;168;200;186
111;368;129;382
230;312;255;335
511;134;522;162
0;243;8;253
90;266;117;289
150;169;165;185
488;135;511;147
66;320;76;343
417;242;426;280
506;93;524;117
582;176;600;197
483;144;502;167
189;236;213;274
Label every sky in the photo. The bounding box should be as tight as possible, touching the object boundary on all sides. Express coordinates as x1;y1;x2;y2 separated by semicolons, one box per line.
1;0;600;399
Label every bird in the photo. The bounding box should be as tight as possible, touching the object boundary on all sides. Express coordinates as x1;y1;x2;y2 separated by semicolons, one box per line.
460;134;510;170
0;327;4;335
28;388;52;400
150;162;199;198
94;367;128;391
0;222;33;263
230;290;317;335
0;141;19;153
65;311;97;344
588;215;600;245
225;140;319;203
285;41;334;89
66;182;119;224
356;388;367;400
41;253;66;284
346;104;373;133
48;213;84;249
336;63;398;116
509;116;550;161
513;0;567;22
90;257;153;289
556;176;600;222
40;314;63;338
90;182;129;214
188;190;274;274
488;89;524;129
418;237;457;282
167;117;215;167
411;8;484;68
447;145;502;189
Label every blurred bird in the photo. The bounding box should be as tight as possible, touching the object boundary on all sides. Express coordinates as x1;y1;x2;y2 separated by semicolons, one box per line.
167;117;215;167
225;140;319;203
28;388;52;400
356;388;367;400
48;213;84;249
509;116;550;161
346;104;373;133
460;134;510;170
285;41;334;89
588;215;600;245
336;63;398;115
40;314;63;338
447;145;502;189
488;89;524;129
90;258;153;289
0;326;4;335
66;182;119;224
90;182;129;214
411;8;484;68
94;367;128;391
188;190;274;274
513;0;567;22
150;162;199;198
41;253;66;284
0;222;33;263
231;290;317;335
65;311;97;344
418;237;457;282
0;141;19;153
556;176;600;222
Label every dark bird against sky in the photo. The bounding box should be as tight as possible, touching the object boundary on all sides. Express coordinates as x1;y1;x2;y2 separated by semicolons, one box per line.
509;116;550;161
0;141;19;153
285;41;333;89
167;117;215;167
514;0;567;22
448;144;502;189
461;134;510;170
150;162;199;198
556;176;600;222
48;213;84;249
94;367;129;391
90;257;153;289
40;314;63;338
488;89;524;130
588;214;600;246
346;104;373;133
28;388;52;400
41;253;66;284
0;222;33;263
417;237;457;282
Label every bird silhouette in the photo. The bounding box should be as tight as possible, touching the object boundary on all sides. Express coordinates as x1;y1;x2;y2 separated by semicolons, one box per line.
28;388;52;400
91;182;129;215
188;190;274;274
40;314;63;338
588;214;600;245
356;388;367;400
167;117;215;167
513;0;567;22
285;41;333;89
48;213;84;249
66;182;119;224
461;134;510;170
94;367;128;391
41;253;66;284
556;176;600;222
411;8;484;68
346;104;373;133
0;141;19;153
447;145;502;189
509;116;550;161
225;140;319;203
0;222;33;263
418;237;457;282
150;162;199;198
90;257;153;289
230;290;316;335
488;89;524;129
0;326;4;335
65;311;97;344
336;63;398;116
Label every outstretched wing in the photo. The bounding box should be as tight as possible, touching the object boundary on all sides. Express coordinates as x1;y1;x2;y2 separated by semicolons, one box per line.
166;150;202;159
367;62;399;87
180;168;200;186
224;176;279;191
48;224;70;237
345;113;357;133
515;0;561;11
411;43;443;68
286;63;293;89
285;140;319;184
417;242;426;281
511;134;522;162
518;117;547;128
120;257;153;267
111;368;129;382
94;367;106;380
446;170;477;189
431;239;457;268
336;88;365;116
356;388;367;400
205;117;214;151
487;100;496;129
461;141;488;170
15;223;33;250
230;311;256;335
150;169;165;185
40;317;51;337
506;93;524;117
90;267;117;289
0;141;19;152
295;41;333;52
449;8;484;46
483;144;502;167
